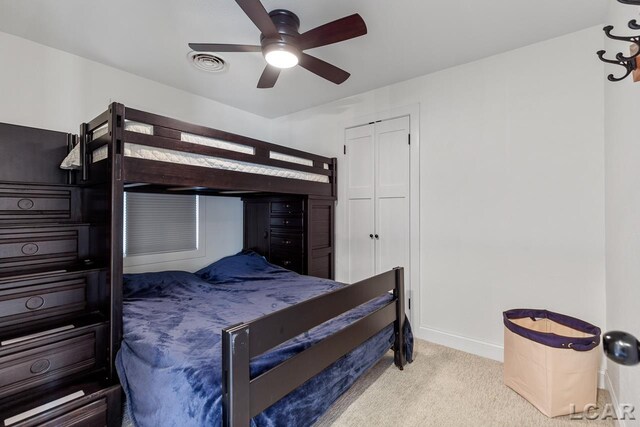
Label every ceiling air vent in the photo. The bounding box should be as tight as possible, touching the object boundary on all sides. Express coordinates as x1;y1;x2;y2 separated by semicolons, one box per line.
188;52;227;73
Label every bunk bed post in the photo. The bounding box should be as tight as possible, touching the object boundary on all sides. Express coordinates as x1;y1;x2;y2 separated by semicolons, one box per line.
222;323;251;427
107;102;125;381
80;122;89;182
66;133;75;184
330;157;338;200
393;266;406;369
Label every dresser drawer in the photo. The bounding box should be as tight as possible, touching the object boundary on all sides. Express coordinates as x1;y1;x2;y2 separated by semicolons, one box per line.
270;216;303;229
270;252;304;274
38;398;107;427
270;233;303;251
0;184;79;223
0;225;88;275
0;271;98;334
1;384;120;427
271;201;303;214
0;324;106;399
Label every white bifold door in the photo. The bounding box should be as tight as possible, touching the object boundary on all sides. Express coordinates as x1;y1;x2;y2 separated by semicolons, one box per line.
346;116;410;288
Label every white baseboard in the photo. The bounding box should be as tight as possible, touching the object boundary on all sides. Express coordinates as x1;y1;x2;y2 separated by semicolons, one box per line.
416;326;504;362
605;370;627;427
415;325;606;388
599;370;607;392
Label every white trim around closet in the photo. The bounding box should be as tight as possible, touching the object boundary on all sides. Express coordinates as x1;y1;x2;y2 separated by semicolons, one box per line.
341;104;420;330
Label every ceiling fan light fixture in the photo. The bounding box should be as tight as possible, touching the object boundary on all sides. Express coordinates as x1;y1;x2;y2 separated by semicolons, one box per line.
189;2;368;87
264;44;299;69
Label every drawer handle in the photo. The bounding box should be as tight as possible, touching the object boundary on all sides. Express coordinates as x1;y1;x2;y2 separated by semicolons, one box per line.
284;240;292;245
283;220;290;225
285;204;291;208
17;199;34;210
282;260;292;266
21;243;39;255
30;359;51;374
25;296;45;310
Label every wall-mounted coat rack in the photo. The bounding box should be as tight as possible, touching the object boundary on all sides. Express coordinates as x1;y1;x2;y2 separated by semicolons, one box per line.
598;0;640;82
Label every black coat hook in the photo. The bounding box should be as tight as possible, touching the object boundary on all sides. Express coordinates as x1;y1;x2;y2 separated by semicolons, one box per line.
597;50;637;81
603;26;640;61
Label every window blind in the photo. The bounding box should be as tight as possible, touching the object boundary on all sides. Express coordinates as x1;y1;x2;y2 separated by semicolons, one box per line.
124;193;199;256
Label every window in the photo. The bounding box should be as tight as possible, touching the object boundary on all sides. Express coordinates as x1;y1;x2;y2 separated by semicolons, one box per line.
123;193;200;259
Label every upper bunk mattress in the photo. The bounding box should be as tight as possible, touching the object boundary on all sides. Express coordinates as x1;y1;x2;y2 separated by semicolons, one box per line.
60;121;329;183
116;252;413;427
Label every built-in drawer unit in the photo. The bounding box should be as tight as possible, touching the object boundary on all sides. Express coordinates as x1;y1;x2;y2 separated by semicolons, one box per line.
0;323;107;400
270;216;303;229
0;270;102;336
0;224;89;276
0;183;80;224
244;195;334;278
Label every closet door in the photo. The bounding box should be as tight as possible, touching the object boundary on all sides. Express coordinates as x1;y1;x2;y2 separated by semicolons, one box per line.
375;117;410;276
345;124;375;283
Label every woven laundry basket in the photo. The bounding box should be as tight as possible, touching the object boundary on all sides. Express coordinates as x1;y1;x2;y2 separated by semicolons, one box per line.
503;309;601;418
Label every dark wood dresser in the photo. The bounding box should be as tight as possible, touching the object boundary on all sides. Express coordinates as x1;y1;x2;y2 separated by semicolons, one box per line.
0;123;121;427
243;195;335;279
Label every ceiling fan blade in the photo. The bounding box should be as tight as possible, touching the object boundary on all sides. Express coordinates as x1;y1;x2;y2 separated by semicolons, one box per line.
257;65;281;88
298;14;367;51
298;54;350;85
189;43;262;53
236;0;280;39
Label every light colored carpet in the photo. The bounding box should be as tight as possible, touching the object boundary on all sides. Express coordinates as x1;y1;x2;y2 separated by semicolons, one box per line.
315;339;614;427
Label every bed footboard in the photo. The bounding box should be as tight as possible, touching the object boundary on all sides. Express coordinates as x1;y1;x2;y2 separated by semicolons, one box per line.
221;267;407;426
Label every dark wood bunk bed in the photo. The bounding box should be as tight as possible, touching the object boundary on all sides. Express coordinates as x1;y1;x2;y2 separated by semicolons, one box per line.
0;103;409;426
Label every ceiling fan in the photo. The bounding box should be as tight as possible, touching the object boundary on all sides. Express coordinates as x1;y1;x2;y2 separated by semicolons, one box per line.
189;0;367;88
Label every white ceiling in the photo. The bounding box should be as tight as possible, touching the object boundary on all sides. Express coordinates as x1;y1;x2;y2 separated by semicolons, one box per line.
0;0;606;118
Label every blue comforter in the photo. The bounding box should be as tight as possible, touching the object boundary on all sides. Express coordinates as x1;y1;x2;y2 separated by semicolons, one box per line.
116;252;413;427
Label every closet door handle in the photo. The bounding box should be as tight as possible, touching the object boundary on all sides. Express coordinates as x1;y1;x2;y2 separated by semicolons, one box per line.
369;234;374;239
375;234;379;239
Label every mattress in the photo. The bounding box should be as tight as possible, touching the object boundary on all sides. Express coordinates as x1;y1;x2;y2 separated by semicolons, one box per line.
116;252;413;427
60;121;329;183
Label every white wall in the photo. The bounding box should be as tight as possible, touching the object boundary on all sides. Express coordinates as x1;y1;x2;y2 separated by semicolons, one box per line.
604;2;640;424
271;26;606;361
0;31;270;271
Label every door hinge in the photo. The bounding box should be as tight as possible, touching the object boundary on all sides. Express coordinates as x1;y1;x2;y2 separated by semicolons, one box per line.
343;144;346;155
408;134;411;145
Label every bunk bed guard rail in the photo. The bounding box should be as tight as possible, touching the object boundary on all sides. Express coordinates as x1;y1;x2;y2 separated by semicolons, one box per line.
222;267;407;426
79;103;337;199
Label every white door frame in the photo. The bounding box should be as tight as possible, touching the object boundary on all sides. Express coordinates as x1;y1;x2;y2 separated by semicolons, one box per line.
341;104;420;329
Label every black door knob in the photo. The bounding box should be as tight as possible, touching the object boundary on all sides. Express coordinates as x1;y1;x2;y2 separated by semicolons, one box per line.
369;234;374;239
375;234;379;239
